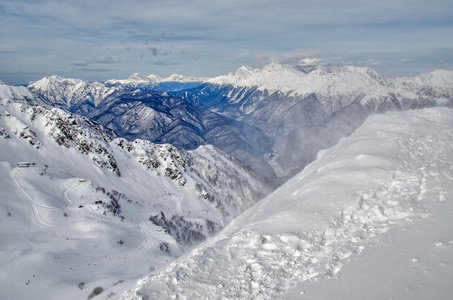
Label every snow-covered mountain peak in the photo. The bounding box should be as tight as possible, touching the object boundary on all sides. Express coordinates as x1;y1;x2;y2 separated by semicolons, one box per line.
300;65;386;82
208;63;391;97
163;74;208;82
208;63;304;92
106;73;207;87
397;69;453;90
28;75;118;111
132;72;160;82
29;75;88;91
105;73;160;87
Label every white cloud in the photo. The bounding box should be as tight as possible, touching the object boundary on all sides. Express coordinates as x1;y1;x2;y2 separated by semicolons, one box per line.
1;0;452;84
399;58;413;64
231;50;330;66
357;58;385;66
73;57;120;66
298;58;328;66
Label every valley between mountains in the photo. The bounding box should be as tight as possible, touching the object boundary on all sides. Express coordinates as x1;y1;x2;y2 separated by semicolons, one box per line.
1;63;452;299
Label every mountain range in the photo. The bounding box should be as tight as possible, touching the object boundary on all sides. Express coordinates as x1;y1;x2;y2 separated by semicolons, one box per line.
1;63;452;299
28;63;453;180
0;82;270;299
174;63;453;177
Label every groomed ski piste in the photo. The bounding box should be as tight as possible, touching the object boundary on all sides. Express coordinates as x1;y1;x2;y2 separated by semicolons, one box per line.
120;107;453;300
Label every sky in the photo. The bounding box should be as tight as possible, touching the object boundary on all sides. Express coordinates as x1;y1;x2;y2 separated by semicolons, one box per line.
1;0;453;85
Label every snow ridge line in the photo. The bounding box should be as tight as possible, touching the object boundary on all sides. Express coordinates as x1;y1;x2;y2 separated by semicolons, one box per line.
120;108;453;300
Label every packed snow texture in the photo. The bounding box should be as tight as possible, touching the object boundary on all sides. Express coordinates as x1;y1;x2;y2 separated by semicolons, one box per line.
121;107;453;299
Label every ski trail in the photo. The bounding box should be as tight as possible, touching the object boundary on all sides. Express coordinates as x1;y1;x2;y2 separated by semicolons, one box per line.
9;167;52;228
8;235;39;273
63;180;79;206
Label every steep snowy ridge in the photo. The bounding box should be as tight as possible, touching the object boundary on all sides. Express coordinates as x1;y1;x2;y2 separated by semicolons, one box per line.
0;88;270;300
394;70;453;105
396;69;453;89
121;107;453;300
112;139;269;222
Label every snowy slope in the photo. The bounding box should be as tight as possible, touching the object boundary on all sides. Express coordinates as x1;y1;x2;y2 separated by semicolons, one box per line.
0;85;270;300
120;107;453;299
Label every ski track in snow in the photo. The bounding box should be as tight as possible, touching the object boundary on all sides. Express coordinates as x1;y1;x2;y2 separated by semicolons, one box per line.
120;108;453;300
60;180;160;266
8;235;39;273
9;166;53;228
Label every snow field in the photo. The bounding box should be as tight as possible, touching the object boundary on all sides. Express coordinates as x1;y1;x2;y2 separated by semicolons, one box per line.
122;107;453;299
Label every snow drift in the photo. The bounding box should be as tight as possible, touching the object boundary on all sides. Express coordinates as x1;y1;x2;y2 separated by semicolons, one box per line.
121;107;453;299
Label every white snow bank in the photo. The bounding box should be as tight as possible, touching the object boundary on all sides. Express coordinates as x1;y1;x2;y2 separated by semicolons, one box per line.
120;107;453;299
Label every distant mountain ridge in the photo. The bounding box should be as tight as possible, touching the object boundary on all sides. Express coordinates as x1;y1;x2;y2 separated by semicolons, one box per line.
193;63;453;116
25;64;453;179
174;63;453;177
105;73;208;92
28;75;119;115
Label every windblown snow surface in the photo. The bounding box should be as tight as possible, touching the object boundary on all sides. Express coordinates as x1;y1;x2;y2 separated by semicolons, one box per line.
120;107;453;300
